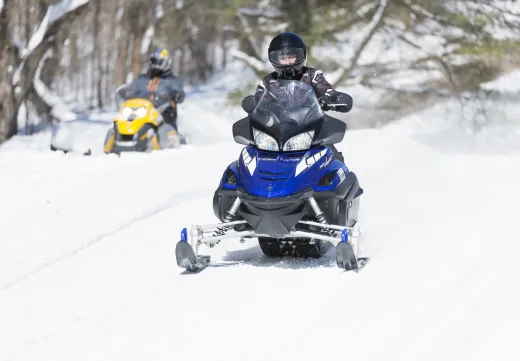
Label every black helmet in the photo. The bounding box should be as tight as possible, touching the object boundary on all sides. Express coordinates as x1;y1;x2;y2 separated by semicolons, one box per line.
268;32;307;79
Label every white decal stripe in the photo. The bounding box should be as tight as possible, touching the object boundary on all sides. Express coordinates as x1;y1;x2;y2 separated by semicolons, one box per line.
312;70;322;84
295;149;328;176
247;156;257;175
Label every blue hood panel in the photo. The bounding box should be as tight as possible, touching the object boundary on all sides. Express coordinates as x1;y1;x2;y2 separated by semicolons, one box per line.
237;146;348;198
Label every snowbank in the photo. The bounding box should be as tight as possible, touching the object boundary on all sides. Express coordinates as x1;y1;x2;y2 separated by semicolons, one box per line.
386;96;520;154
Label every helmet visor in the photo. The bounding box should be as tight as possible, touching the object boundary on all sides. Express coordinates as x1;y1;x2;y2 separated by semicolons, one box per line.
150;56;164;65
269;48;305;67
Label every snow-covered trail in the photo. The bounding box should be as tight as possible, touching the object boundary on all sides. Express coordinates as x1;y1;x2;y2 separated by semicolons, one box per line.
1;125;519;360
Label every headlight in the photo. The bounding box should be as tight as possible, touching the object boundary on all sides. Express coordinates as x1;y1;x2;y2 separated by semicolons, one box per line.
120;106;133;120
253;128;278;151
283;130;314;151
135;107;147;118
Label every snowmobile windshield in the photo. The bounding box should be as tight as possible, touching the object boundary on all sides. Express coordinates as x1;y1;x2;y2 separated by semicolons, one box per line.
250;79;324;149
118;85;171;112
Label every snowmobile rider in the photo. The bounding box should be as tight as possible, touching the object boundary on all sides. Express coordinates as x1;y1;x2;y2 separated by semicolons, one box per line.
241;32;352;162
121;48;185;133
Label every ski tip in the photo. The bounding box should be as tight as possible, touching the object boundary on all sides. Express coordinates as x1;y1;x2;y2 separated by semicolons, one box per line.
340;228;349;243
180;227;188;242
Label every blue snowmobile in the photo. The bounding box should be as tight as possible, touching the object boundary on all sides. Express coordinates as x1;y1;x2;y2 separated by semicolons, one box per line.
175;79;366;272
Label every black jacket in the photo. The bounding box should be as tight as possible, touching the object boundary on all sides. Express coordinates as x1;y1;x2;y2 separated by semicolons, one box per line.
252;67;353;113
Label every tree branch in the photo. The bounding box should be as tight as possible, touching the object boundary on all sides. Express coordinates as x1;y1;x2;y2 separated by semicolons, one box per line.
33;49;76;122
481;0;520;18
237;7;283;20
236;8;263;61
331;0;390;87
414;54;462;104
230;48;270;75
10;0;90;128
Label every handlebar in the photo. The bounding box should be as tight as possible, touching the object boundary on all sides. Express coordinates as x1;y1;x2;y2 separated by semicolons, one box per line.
326;103;350;107
319;98;349;110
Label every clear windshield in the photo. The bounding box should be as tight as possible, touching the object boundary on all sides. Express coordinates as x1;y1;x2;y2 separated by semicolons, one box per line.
250;79;324;141
114;84;170;111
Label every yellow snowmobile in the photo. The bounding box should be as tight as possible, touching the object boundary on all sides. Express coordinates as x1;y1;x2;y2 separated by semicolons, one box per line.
103;98;181;154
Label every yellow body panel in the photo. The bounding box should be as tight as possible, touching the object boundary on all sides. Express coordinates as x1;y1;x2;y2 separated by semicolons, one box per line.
113;98;160;135
117;121;142;135
104;133;115;153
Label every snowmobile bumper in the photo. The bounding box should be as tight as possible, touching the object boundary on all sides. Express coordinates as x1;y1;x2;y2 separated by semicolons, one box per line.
175;196;364;272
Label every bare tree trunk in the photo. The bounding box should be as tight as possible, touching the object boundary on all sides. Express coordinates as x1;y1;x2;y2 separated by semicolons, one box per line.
0;0;17;141
105;0;120;102
129;2;149;79
178;47;185;76
131;34;143;78
221;36;227;70
69;28;80;101
115;5;131;85
92;0;103;108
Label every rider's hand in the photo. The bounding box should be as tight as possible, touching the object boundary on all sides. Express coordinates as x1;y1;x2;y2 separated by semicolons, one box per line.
318;96;330;111
242;95;257;113
328;92;353;113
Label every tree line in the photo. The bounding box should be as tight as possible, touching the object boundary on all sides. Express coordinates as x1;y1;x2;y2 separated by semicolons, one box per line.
0;0;519;142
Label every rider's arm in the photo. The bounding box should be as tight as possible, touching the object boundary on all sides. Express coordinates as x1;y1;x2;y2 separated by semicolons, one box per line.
241;76;269;113
253;78;267;103
169;76;185;103
311;69;353;113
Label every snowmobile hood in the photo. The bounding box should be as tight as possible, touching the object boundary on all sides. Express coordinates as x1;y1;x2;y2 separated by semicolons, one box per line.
114;98;161;135
238;145;347;198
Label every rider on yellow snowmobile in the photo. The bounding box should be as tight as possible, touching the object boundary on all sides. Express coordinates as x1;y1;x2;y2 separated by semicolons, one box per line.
117;47;185;135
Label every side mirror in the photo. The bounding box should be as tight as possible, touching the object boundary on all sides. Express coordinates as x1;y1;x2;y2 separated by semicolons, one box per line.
232;117;254;145
241;95;257;113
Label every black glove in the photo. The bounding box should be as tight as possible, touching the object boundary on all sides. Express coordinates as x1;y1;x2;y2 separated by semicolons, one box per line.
320;91;353;113
331;91;353;113
241;95;257;113
318;96;330;111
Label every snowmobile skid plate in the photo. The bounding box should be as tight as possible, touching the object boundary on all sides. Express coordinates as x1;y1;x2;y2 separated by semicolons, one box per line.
174;218;364;273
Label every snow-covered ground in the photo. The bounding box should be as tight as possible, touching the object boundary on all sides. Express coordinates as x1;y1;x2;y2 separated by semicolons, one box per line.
385;69;520;155
386;99;520;154
1;74;519;360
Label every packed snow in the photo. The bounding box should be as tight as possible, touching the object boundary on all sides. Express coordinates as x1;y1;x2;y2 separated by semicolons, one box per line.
1;70;519;361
